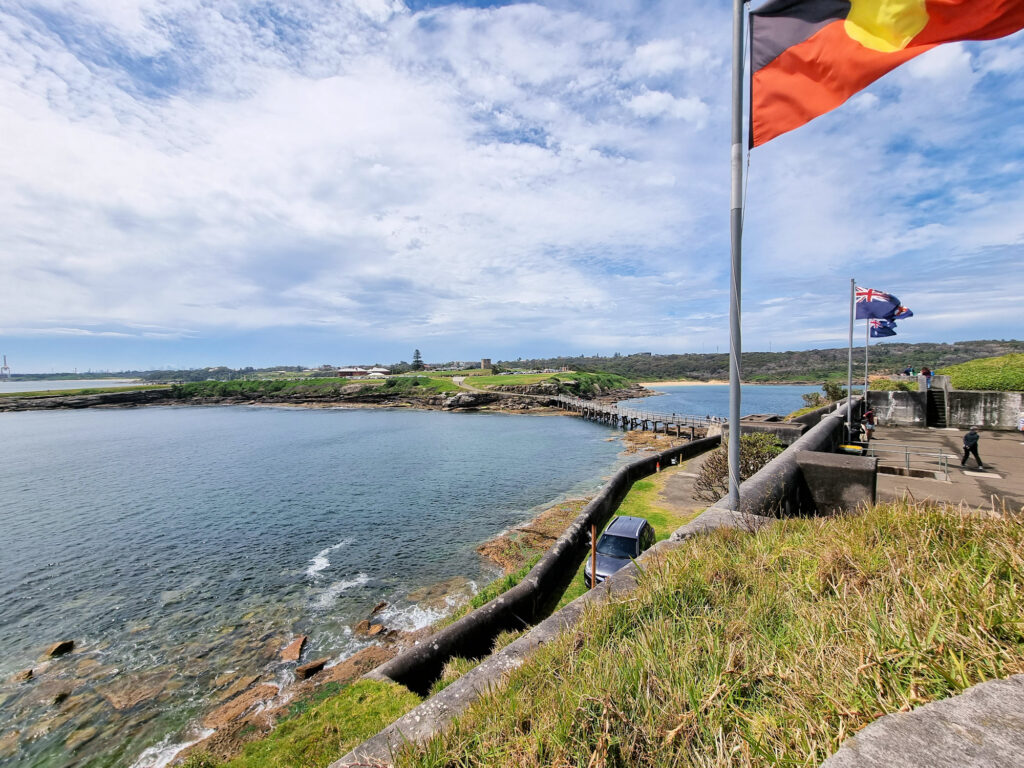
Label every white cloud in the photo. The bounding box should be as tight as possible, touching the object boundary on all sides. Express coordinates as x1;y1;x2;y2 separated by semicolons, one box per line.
625;88;708;123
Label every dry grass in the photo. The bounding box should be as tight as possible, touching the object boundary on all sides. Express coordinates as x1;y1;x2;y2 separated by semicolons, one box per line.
395;500;1024;767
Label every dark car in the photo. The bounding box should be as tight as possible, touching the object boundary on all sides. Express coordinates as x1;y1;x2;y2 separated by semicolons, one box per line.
583;515;656;588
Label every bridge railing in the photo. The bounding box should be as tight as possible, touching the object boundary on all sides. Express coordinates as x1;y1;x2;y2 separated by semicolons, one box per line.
554;395;723;428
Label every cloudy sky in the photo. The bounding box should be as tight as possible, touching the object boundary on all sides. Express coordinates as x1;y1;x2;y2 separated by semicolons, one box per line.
1;0;1022;371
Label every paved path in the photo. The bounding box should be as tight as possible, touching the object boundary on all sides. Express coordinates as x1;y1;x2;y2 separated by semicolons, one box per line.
870;425;1024;512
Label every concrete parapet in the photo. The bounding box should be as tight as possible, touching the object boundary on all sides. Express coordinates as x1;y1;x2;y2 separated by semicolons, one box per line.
723;420;808;446
869;389;1024;430
821;674;1024;768
868;390;927;428
366;436;721;696
794;451;876;514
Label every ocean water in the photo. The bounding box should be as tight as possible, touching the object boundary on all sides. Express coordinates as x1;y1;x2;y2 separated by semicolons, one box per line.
0;406;624;767
620;383;820;418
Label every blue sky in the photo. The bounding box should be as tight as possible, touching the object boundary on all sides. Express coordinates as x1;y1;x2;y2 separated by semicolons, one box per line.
1;0;1022;372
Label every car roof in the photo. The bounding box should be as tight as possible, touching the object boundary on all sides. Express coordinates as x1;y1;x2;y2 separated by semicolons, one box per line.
605;515;648;537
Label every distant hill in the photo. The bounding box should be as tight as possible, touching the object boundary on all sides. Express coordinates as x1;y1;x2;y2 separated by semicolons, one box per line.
500;340;1024;383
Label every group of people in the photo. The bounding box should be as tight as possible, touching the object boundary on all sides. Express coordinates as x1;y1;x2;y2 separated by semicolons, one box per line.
857;409;985;470
899;366;934;387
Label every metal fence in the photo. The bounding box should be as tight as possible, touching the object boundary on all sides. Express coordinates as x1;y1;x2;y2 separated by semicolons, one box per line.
864;441;958;480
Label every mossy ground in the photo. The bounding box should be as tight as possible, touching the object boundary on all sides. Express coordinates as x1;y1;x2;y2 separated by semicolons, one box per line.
394;500;1024;768
182;680;421;768
939;353;1024;391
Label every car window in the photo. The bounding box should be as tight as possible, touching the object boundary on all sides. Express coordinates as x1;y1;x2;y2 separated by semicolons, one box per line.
597;534;638;559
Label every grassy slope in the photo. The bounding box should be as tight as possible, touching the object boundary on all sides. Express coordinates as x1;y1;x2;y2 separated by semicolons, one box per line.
938;353;1024;391
396;500;1024;768
184;680;421;768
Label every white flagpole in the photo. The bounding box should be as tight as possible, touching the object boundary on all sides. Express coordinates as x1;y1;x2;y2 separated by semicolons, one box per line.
727;0;747;511
864;316;870;395
847;279;855;442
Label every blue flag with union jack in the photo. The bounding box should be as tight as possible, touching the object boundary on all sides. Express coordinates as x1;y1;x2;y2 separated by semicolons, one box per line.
856;286;901;320
893;306;914;319
870;319;897;338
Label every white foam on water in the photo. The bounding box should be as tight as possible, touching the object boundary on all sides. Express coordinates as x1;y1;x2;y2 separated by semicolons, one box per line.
304;538;352;579
377;589;473;631
128;729;214;768
310;573;370;610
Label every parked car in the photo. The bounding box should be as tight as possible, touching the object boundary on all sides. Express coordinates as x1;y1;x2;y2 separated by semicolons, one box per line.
583;515;656;588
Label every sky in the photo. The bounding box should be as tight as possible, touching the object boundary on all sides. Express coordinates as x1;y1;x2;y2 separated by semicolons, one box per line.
1;0;1022;372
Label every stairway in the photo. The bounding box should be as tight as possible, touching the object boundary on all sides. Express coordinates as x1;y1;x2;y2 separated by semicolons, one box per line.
927;389;947;428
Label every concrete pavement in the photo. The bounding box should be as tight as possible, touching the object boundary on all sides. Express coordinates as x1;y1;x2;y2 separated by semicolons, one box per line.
867;424;1024;513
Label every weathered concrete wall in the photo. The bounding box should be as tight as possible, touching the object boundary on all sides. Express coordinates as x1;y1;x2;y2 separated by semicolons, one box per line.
869;389;1024;430
722;420;808;446
795;451;876;514
692;397;863;522
790;399;845;428
367;436;721;696
947;390;1024;430
868;390;927;428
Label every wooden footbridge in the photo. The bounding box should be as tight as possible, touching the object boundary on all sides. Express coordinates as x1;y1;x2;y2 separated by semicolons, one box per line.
555;395;723;436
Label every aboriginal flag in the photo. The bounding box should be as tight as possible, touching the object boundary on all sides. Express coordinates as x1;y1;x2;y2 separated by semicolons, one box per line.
750;0;1024;146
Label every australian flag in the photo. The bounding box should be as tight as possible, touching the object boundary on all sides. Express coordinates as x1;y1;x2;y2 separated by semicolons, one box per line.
870;319;897;338
894;305;914;319
855;286;901;319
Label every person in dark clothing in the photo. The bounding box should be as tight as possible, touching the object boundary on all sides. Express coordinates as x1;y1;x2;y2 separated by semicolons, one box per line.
862;408;876;441
961;426;983;469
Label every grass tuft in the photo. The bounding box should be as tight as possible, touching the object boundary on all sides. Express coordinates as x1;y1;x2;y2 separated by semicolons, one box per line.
395;500;1024;767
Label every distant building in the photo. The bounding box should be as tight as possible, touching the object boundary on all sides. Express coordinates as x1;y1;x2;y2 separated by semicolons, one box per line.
481;358;491;369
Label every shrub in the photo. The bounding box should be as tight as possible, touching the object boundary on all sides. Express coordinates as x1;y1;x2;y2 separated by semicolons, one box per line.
693;433;783;503
869;378;915;392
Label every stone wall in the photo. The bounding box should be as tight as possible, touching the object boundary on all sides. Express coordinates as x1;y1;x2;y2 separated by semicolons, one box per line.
868;390;927;428
366;436;721;696
947;390;1024;431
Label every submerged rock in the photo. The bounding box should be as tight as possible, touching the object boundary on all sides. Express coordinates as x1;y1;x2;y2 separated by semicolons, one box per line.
202;684;278;729
65;727;97;751
98;670;173;710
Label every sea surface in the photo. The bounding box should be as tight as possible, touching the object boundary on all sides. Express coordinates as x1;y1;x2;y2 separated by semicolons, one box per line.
621;383;820;417
0;379;141;393
0;406;625;767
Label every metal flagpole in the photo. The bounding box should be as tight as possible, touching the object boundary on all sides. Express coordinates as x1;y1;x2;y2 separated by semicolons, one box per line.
847;278;855;442
727;0;747;511
864;316;870;394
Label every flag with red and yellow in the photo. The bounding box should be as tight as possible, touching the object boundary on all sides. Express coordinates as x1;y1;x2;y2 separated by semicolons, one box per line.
750;0;1024;146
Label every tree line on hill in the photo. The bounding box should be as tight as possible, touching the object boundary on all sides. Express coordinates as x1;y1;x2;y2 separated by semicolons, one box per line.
499;340;1024;383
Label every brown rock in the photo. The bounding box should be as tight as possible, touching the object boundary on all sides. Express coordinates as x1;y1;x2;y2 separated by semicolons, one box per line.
353;619;371;635
52;690;70;706
294;657;329;680
98;671;173;710
202;684;278;729
319;646;396;686
12;669;32;684
65;727;97;751
44;640;74;658
281;635;307;662
214;674;260;703
367;623;385;636
371;600;388;614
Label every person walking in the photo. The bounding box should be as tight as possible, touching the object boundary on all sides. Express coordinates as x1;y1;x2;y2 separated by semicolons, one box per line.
863;407;876;441
961;426;984;469
922;366;933;389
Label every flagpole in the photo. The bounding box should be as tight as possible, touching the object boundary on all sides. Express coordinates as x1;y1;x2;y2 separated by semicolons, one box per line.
727;0;747;511
864;317;870;395
847;278;854;442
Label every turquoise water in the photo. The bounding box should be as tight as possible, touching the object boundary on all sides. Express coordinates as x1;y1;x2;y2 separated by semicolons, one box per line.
620;383;819;418
0;406;623;767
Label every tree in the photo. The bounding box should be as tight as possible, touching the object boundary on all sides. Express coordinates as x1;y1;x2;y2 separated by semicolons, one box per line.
411;349;424;371
693;433;784;504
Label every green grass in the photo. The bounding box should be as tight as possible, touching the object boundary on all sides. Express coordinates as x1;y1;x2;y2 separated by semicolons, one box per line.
0;384;168;398
870;379;917;392
472;373;563;387
183;680;421;768
395;500;1024;768
435;554;544;630
938;353;1024;391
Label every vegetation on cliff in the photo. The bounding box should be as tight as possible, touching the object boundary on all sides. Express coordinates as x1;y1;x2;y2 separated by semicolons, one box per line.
938;353;1024;391
393;499;1024;768
504;340;1024;383
168;376;457;400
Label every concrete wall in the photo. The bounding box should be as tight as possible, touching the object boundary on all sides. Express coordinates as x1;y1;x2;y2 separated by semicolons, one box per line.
706;397;863;519
868;390;927;428
869;389;1024;431
722;421;808;446
368;436;721;695
947;390;1024;431
795;451;877;514
790;399;846;428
